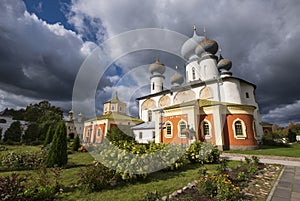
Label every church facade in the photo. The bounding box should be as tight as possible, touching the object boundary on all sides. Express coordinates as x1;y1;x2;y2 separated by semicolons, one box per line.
134;26;263;150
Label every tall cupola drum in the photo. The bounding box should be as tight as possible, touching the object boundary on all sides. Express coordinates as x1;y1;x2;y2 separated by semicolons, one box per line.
217;54;233;77
181;25;204;61
149;58;165;94
170;66;184;87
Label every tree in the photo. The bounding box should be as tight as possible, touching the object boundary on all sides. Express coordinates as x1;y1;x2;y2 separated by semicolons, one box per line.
46;121;68;167
24;122;40;143
44;125;54;147
287;129;297;143
106;126;135;145
72;135;81;151
3;121;22;143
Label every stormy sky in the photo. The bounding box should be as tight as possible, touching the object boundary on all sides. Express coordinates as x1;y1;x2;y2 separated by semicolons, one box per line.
0;0;300;126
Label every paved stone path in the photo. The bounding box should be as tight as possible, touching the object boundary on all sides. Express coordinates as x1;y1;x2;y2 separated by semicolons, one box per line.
220;154;300;201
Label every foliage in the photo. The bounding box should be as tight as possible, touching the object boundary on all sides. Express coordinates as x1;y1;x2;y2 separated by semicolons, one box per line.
46;121;68;167
72;135;81;151
198;173;240;201
78;162;115;192
1;150;46;170
139;191;161;201
24;122;40;143
0;173;28;201
262;132;284;145
216;158;228;174
3;121;22;143
44;125;54;147
106;126;135;146
287;129;297;143
185;142;220;164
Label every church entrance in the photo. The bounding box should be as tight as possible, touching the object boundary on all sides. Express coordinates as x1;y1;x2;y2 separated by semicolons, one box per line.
69;133;75;139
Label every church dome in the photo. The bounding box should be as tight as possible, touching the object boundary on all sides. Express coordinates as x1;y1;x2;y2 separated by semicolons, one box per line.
149;59;166;74
195;37;219;56
217;55;232;71
181;26;204;60
170;69;184;86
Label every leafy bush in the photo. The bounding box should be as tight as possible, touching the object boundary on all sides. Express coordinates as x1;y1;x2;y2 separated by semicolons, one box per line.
186;142;220;164
78;162;115;192
1;150;46;170
140;191;161;201
198;173;240;201
0;173;27;201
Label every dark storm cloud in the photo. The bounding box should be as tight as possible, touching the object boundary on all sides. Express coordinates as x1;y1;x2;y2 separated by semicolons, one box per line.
0;0;112;111
67;0;300;125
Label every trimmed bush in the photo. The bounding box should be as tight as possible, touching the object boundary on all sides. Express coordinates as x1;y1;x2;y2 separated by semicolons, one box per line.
72;135;81;151
46;121;68;167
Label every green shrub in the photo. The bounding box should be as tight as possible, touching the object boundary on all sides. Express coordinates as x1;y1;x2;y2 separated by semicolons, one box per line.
1;150;46;170
78;162;115;192
140;191;161;201
72;135;81;151
0;173;27;201
186;142;220;164
46;121;68;167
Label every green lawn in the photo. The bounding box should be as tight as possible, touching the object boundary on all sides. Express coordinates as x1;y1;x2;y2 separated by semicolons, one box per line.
224;143;300;158
0;145;242;201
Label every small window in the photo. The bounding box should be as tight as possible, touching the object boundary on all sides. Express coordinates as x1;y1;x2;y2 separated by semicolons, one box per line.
152;131;155;139
192;67;196;80
97;128;101;137
87;129;90;137
152;82;155;90
179;121;187;137
111;105;115;111
0;119;7;123
119;106;122;111
139;132;143;139
148;110;152;122
165;122;172;137
246;92;249;98
161;84;163;91
203;121;210;136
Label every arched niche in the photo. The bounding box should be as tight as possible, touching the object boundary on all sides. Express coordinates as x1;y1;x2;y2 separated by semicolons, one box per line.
141;99;156;110
173;90;196;104
159;95;171;107
200;87;213;100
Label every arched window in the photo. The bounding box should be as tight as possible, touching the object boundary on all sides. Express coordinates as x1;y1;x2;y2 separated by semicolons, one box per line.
246;92;249;98
152;82;155;90
87;129;90;137
201;120;211;138
165;122;172;138
192;67;196;80
119;106;122;112
233;119;247;139
179;120;187;137
148;110;152;122
0;119;7;123
97;128;101;137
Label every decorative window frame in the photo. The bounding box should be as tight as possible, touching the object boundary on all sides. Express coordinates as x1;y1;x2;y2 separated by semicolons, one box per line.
178;120;188;138
164;121;173;138
232;118;247;139
201;120;212;139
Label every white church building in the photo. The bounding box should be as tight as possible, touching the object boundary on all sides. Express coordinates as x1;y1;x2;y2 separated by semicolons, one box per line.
132;26;264;150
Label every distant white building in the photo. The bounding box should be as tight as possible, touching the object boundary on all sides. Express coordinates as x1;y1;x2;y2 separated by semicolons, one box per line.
0;115;27;140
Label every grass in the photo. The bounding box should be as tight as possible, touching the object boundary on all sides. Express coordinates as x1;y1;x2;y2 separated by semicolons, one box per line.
224;143;300;158
0;145;243;201
58;161;241;201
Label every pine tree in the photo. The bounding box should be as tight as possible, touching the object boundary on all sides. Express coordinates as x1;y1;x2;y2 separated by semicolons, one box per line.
4;121;22;143
72;135;81;151
44;125;54;147
46;121;68;167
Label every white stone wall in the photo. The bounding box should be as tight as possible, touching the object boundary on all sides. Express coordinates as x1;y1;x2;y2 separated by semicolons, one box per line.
133;129;155;143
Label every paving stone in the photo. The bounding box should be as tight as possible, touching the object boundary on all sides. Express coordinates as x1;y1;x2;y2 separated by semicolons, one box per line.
278;181;292;188
293;184;300;192
291;192;300;199
272;196;289;201
273;187;291;199
294;179;300;185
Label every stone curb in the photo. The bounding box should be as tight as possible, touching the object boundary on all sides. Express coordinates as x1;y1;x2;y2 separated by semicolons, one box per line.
221;153;300;162
266;166;285;201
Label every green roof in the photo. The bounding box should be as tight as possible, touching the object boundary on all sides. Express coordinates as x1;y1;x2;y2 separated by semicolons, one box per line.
86;112;143;123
